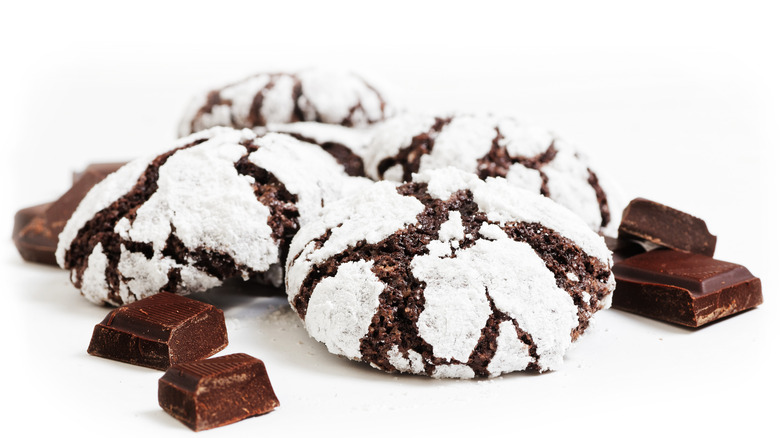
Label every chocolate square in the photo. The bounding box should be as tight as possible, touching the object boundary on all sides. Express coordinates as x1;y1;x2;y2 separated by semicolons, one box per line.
158;353;279;431
87;292;228;370
612;249;762;327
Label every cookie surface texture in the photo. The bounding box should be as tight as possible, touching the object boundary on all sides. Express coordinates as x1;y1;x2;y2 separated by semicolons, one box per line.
365;113;623;235
56;127;363;306
259;122;374;177
178;69;393;137
286;168;614;378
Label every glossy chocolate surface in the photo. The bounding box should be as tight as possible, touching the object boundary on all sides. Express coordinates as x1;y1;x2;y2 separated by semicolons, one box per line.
159;353;279;431
88;292;228;370
618;198;717;256
612;249;762;327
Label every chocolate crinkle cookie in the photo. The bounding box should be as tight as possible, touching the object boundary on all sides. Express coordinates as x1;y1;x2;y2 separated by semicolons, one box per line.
364;113;624;236
285;168;614;378
56;127;371;306
178;68;394;137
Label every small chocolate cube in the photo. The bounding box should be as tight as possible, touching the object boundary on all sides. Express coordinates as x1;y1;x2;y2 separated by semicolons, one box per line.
159;353;280;431
88;292;228;370
612;249;762;327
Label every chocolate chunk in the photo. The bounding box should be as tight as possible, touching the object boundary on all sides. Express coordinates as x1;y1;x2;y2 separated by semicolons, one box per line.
71;162;126;184
13;203;57;265
158;353;279;431
618;198;717;256
12;162;125;265
612;249;762;327
87;292;228;370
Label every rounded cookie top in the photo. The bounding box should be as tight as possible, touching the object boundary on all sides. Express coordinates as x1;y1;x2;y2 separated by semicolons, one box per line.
178;69;394;136
259;122;374;177
364;113;624;235
286;168;614;378
56;127;367;306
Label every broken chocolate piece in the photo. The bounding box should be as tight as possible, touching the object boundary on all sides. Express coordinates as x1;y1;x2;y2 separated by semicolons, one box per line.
12;162;125;265
618;198;717;256
13;203;57;265
159;353;279;431
72;162;126;184
87;292;228;370
46;162;125;235
612;249;762;327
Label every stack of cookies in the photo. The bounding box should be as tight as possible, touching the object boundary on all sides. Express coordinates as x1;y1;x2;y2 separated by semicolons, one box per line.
34;69;627;378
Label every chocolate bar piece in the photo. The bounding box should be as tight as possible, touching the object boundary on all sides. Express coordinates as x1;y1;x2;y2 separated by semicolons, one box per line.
13;203;57;265
88;292;228;370
71;162;126;184
612;249;762;327
159;353;279;431
618;198;717;256
13;162;126;265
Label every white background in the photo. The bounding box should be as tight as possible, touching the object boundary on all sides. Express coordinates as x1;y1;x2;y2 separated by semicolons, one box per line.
2;1;778;437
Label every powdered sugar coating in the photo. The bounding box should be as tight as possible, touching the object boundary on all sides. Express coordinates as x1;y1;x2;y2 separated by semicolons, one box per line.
297;69;388;127
56;157;152;267
285;181;423;301
305;260;386;360
415;168;611;265
58;127;363;306
364;114;439;180
365;113;623;234
264;122;374;163
486;321;533;376
249;132;373;225
286;168;614;378
413;236;578;371
79;243;109;305
178;69;394;137
115;137;276;269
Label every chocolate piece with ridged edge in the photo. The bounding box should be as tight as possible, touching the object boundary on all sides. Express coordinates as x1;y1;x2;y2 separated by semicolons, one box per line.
158;353;279;431
87;292;228;370
612;249;762;327
618;198;717;256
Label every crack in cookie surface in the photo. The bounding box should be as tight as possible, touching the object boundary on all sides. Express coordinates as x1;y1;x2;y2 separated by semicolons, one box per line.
376;117;452;181
369;115;618;233
281;132;365;177
476;128;558;197
586;168;611;228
